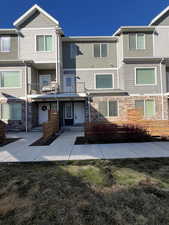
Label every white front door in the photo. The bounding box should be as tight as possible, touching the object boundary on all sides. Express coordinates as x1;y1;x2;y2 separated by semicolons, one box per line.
64;74;75;93
39;75;51;90
74;102;85;124
39;103;49;124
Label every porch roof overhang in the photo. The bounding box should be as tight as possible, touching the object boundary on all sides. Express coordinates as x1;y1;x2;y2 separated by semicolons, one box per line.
28;93;87;102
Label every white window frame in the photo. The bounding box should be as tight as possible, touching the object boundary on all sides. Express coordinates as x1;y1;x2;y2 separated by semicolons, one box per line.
0;70;22;89
93;43;108;58
0;103;22;121
129;33;146;50
35;34;53;53
94;73;114;89
98;100;119;118
134;67;157;86
135;99;156;117
0;36;11;52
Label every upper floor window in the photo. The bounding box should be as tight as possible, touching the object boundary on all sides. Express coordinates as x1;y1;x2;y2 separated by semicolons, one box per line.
0;36;10;52
0;71;21;88
94;43;107;57
36;35;52;52
95;74;113;89
1;103;22;120
135;68;156;85
129;33;145;50
135;100;155;117
98;101;118;117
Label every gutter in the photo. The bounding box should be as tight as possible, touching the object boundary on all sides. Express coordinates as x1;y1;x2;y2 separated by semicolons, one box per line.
160;57;165;120
23;61;28;132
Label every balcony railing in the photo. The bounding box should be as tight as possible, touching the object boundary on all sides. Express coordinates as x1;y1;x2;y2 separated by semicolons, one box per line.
28;82;86;95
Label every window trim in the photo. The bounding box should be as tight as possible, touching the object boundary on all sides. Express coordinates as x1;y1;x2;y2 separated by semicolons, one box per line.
93;43;108;58
0;36;11;52
98;100;119;118
135;99;156;117
0;70;22;89
94;73;114;89
129;33;146;50
134;67;157;86
35;34;53;53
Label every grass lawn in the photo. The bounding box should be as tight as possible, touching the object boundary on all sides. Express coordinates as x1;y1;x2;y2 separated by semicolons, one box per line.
1;158;169;225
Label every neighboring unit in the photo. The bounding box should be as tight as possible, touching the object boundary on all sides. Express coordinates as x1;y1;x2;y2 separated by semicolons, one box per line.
1;4;169;131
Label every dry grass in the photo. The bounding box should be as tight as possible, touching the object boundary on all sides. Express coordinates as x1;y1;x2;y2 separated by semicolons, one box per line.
0;158;169;224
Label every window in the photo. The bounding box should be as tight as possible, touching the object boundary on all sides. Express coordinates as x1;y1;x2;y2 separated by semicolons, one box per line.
135;68;156;85
1;103;22;120
36;35;52;52
0;71;21;88
135;100;155;117
95;74;113;89
129;33;145;50
0;37;10;52
94;43;107;57
70;44;77;59
98;101;118;117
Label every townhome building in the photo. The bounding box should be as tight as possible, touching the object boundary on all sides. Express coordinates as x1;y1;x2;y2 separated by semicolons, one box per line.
1;4;169;131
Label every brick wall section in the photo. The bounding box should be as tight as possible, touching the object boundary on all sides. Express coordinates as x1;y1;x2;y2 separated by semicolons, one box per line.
43;111;59;140
0;121;6;144
90;95;169;121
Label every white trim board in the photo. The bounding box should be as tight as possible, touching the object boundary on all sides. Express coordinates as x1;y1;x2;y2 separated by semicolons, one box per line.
63;68;118;71
149;6;169;25
13;4;59;27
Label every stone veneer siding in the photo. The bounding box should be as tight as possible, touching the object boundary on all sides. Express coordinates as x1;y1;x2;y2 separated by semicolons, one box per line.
89;95;169;122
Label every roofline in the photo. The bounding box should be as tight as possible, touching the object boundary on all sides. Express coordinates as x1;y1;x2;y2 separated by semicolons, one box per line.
13;4;59;27
113;26;156;36
62;36;118;42
149;6;169;25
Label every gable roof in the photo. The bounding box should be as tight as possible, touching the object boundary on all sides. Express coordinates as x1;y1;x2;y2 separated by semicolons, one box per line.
149;6;169;25
13;4;59;27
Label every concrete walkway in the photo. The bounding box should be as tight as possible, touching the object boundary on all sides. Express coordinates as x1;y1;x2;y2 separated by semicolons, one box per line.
1;130;169;162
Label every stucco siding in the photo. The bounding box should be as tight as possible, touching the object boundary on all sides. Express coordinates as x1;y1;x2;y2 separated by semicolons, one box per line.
19;29;57;61
62;41;117;69
0;35;18;60
19;11;57;28
123;33;153;57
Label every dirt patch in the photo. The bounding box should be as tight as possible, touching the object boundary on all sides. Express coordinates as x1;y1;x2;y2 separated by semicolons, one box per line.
0;138;20;147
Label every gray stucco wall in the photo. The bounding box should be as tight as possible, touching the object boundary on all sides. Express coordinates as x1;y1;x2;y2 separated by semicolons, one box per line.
0;66;26;98
0;35;18;60
123;32;154;57
62;69;118;91
19;11;57;28
121;63;166;95
62;41;117;69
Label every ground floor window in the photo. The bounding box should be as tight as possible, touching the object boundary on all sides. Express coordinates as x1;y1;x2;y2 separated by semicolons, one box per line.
135;99;155;116
1;103;22;120
98;100;118;117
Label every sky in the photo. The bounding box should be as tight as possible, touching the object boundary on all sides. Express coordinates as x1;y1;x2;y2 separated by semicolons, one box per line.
0;0;169;36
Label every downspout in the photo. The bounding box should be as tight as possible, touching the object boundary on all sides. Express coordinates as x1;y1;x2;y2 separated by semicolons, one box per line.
23;61;28;132
160;57;165;120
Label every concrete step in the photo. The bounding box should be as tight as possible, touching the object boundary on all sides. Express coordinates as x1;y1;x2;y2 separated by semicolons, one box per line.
31;126;43;132
63;126;84;132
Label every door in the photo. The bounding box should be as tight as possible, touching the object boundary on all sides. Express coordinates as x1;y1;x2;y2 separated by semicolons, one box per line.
39;75;51;90
64;74;75;93
64;102;73;125
74;102;85;124
39;103;49;124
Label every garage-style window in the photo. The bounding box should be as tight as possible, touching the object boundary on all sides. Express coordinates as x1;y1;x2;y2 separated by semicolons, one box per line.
95;74;113;89
36;35;52;52
98;101;118;117
1;103;22;120
135;68;156;85
94;43;107;57
129;33;145;50
0;71;21;88
135;100;155;116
